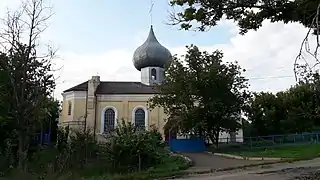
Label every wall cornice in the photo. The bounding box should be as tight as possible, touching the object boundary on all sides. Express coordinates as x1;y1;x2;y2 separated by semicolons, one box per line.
97;94;154;102
62;91;155;102
62;91;87;101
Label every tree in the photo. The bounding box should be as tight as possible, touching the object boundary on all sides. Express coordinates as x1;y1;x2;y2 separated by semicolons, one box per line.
246;92;286;136
149;45;250;146
246;80;320;136
0;53;16;151
169;0;319;35
0;0;55;170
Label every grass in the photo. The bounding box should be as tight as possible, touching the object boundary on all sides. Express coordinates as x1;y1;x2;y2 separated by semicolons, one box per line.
82;154;191;180
221;144;320;159
3;149;191;180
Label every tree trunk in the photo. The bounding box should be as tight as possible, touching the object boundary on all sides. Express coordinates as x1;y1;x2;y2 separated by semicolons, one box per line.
214;129;220;148
18;133;25;170
17;130;30;172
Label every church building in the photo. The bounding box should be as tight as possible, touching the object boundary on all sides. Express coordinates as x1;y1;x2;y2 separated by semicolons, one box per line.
59;26;243;142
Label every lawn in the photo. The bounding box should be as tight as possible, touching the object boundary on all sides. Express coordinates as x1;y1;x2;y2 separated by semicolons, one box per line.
87;154;191;180
6;151;191;180
222;144;320;159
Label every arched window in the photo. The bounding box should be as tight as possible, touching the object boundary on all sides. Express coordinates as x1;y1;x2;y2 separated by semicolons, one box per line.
104;108;115;132
151;68;157;80
134;108;146;129
101;106;117;134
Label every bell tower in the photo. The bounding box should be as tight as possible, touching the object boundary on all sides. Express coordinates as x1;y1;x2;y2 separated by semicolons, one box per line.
132;26;172;85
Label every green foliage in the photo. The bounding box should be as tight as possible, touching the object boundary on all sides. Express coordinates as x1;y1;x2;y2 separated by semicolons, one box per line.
103;119;164;172
246;80;320;136
83;155;190;180
149;45;250;145
0;121;185;180
169;0;319;34
0;0;56;170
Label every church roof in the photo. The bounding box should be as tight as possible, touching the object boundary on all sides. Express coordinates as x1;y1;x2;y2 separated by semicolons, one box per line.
63;81;158;94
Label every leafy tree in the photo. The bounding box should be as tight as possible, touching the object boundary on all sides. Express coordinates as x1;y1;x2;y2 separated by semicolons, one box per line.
246;81;320;136
0;54;16;150
0;0;55;170
149;45;250;146
169;0;319;35
246;92;286;136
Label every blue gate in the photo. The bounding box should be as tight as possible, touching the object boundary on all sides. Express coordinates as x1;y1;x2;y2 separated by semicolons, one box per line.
169;137;205;152
33;132;51;145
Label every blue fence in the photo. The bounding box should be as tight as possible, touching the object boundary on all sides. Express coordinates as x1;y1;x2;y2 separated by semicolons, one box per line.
169;138;205;152
33;132;51;145
218;132;320;150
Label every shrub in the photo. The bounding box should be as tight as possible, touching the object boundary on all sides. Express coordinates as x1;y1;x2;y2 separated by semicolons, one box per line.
101;120;164;173
1;120;183;179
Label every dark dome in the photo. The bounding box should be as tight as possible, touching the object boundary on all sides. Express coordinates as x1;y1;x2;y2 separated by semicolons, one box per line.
133;26;172;71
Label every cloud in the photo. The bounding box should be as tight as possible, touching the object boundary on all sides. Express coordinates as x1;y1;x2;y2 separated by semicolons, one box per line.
40;20;320;100
1;1;317;103
173;20;314;93
52;49;141;99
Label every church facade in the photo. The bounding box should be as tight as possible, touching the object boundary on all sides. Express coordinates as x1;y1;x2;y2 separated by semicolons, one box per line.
59;26;243;142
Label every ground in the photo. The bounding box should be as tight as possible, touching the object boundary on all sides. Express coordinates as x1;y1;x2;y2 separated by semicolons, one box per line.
182;152;275;172
171;145;320;180
173;157;320;180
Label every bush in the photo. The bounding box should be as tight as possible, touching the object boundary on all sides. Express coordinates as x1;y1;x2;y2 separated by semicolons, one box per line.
1;120;188;179
102;120;164;173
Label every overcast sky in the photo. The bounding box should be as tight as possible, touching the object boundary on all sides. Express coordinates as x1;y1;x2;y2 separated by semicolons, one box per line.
0;0;317;100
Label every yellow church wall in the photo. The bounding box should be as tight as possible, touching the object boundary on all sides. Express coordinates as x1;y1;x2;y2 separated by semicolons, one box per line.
60;98;86;122
60;99;72;122
73;99;87;120
95;98;166;134
60;91;87;125
60;92;168;137
60;91;243;142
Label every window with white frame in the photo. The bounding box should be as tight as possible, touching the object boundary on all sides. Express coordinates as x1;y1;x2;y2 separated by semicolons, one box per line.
104;108;116;133
134;108;145;129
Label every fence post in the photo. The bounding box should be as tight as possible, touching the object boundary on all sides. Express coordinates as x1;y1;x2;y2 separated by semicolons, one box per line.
317;133;319;143
40;132;43;145
249;137;252;148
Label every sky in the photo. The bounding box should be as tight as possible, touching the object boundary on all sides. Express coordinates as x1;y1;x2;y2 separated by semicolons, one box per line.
0;0;317;100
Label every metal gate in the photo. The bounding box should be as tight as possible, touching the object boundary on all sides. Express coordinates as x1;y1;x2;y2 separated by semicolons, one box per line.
169;136;205;152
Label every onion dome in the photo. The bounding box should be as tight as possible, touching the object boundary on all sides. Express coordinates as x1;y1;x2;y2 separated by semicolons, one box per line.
133;25;172;71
